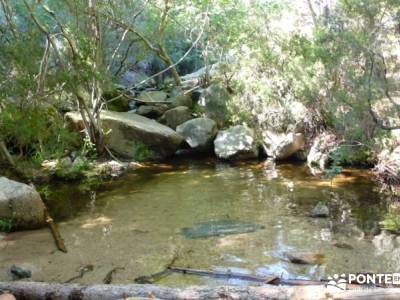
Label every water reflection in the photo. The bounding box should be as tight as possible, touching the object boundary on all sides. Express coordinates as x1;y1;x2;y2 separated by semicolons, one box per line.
0;159;395;285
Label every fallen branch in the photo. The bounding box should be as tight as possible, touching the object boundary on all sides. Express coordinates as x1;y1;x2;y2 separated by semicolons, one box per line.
168;267;278;284
44;207;67;253
0;281;398;300
103;267;124;285
64;265;93;284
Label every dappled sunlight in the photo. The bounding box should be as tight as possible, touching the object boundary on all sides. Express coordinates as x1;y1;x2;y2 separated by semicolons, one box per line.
80;216;113;229
217;233;262;249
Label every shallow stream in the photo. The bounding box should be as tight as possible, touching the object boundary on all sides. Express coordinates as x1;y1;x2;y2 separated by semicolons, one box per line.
1;159;398;286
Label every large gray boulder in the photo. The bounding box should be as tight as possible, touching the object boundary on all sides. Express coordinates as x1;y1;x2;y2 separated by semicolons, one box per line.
176;118;218;152
262;131;305;160
214;125;259;160
307;132;338;175
160;106;192;130
0;178;46;230
65;111;183;160
199;83;230;127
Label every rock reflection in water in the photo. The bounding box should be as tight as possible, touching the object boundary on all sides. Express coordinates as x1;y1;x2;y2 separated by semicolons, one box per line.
0;159;395;285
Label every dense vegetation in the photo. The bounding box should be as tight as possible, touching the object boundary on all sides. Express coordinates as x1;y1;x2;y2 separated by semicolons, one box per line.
0;0;399;180
3;1;400;290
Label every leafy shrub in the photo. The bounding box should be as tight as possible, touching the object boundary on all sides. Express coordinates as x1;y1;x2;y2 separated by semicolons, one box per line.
134;142;154;162
0;216;14;232
0;104;79;164
381;213;400;234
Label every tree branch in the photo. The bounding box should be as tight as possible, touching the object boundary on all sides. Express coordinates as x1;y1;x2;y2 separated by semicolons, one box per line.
367;55;400;130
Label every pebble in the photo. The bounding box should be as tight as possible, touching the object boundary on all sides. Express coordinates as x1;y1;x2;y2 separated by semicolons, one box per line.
311;202;330;218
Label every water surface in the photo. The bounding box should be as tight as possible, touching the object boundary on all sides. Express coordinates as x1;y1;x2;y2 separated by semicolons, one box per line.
1;159;397;286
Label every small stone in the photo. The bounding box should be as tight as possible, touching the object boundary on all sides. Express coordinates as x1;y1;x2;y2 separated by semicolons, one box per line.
311;202;329;218
331;241;353;250
10;265;32;279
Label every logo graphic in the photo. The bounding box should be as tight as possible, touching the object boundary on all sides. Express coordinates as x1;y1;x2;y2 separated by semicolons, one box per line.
327;273;347;290
326;272;400;289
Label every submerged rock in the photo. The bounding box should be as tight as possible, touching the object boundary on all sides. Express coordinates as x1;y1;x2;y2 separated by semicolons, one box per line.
331;241;353;250
310;202;330;218
0;177;46;230
10;265;32;280
214;125;259;160
65;111;183;160
176;118;218;152
181;220;265;239
284;252;325;265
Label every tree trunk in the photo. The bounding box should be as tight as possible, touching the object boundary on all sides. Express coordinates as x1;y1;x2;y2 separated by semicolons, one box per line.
0;282;399;300
159;45;182;85
0;140;14;167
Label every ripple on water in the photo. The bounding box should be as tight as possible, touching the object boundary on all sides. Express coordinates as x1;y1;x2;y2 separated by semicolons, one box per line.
0;159;393;285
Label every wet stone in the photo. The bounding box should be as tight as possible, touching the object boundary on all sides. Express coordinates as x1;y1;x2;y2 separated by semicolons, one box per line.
10;265;31;280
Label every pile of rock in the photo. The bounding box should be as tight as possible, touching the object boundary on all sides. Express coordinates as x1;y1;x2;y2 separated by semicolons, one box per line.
64;66;340;176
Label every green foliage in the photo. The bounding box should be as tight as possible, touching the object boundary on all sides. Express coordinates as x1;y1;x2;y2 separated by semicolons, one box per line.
54;157;90;181
329;144;375;168
134;141;154;162
80;136;97;161
0;216;14;232
0;104;79;164
1;0;399;171
381;213;400;233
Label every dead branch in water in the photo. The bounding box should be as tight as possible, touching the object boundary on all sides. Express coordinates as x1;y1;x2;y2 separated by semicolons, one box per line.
168;266;279;284
44;206;67;253
103;267;124;284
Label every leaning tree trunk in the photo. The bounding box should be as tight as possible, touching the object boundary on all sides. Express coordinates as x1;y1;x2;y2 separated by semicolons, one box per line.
1;282;400;300
0;140;14;167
